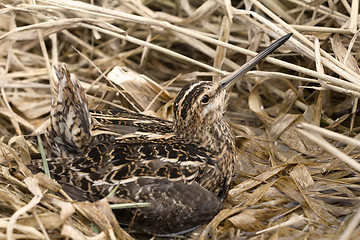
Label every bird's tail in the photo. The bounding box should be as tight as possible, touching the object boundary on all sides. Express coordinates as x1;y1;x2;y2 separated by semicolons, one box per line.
45;64;92;157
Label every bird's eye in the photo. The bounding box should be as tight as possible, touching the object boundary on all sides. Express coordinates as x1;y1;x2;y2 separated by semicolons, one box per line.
201;94;210;104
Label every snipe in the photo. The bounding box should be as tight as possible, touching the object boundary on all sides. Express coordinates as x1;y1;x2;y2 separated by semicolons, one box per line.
29;33;291;235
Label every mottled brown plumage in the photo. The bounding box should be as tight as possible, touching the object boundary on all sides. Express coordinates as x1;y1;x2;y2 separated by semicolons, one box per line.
44;66;92;158
29;34;291;235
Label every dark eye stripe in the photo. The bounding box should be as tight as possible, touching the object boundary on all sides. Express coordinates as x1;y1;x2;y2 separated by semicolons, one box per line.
174;82;208;120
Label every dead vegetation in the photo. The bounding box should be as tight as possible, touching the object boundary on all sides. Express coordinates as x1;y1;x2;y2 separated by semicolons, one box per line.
1;0;360;239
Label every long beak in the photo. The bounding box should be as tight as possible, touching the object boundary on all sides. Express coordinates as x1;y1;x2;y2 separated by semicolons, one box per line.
220;33;292;88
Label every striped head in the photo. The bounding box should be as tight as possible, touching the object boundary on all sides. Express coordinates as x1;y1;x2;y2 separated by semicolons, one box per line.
172;33;292;149
173;81;227;142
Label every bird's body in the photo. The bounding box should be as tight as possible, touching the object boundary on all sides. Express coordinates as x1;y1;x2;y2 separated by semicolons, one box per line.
31;69;235;235
28;33;291;235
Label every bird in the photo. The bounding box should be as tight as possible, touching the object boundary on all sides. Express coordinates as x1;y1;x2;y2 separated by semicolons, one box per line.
28;33;292;235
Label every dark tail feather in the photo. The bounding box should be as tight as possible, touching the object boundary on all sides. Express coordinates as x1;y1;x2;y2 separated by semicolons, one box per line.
45;64;92;157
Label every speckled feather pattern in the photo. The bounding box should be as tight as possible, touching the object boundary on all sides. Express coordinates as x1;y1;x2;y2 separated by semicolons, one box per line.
44;65;92;158
27;34;292;235
29;65;237;235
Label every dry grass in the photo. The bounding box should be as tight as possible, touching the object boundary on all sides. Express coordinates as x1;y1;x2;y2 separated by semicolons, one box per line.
1;0;360;239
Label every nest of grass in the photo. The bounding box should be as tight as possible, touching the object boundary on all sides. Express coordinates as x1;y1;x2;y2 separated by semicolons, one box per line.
1;0;360;239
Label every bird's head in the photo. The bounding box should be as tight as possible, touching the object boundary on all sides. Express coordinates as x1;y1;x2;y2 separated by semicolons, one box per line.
173;33;292;144
173;80;226;135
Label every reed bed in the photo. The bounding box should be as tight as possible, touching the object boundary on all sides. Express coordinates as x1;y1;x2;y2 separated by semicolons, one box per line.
1;0;360;239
